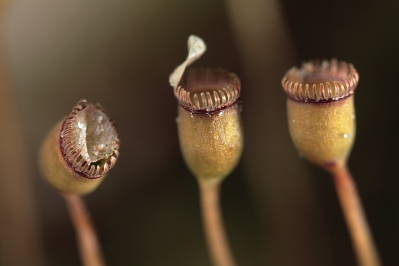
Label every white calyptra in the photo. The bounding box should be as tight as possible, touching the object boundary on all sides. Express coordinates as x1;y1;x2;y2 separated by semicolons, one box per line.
169;35;207;89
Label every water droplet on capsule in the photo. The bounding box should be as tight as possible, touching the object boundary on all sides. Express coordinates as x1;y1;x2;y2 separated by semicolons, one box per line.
341;133;352;139
78;121;85;129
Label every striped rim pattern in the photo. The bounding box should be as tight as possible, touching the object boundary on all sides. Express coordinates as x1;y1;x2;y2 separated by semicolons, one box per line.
60;100;119;179
282;59;359;103
174;68;241;113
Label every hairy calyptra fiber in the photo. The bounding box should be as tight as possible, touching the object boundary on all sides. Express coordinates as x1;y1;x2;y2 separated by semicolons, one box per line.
281;59;359;167
40;100;119;194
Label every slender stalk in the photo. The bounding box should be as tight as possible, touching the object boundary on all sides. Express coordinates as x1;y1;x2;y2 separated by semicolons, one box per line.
328;164;381;266
199;180;236;266
64;194;106;266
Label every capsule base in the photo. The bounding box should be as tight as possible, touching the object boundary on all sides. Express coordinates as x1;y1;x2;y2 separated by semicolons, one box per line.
39;122;105;195
287;96;355;167
177;105;243;181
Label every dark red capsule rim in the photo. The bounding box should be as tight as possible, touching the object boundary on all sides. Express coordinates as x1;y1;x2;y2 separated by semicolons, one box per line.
281;59;359;103
174;68;241;112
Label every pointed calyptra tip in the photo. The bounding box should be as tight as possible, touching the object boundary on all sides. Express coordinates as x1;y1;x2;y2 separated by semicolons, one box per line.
60;100;120;179
175;68;241;114
282;59;359;103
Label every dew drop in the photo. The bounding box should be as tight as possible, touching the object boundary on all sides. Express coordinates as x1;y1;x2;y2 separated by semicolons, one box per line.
97;144;105;151
78;121;85;129
341;133;352;139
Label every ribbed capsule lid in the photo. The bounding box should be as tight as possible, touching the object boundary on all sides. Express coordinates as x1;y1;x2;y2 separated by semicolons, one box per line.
60;100;120;179
174;68;241;113
282;59;359;103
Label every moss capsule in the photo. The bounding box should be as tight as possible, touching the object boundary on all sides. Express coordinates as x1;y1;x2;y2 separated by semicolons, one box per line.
176;68;243;181
170;36;243;182
282;59;359;167
39;100;119;195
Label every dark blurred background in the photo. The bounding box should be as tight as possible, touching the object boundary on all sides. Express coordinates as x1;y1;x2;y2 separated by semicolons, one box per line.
0;0;398;265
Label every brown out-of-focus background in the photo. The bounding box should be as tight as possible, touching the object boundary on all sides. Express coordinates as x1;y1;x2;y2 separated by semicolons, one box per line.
0;0;398;265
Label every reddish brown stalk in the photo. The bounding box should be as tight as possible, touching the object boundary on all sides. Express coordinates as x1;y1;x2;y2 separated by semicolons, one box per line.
328;164;381;266
64;194;106;266
199;181;236;266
